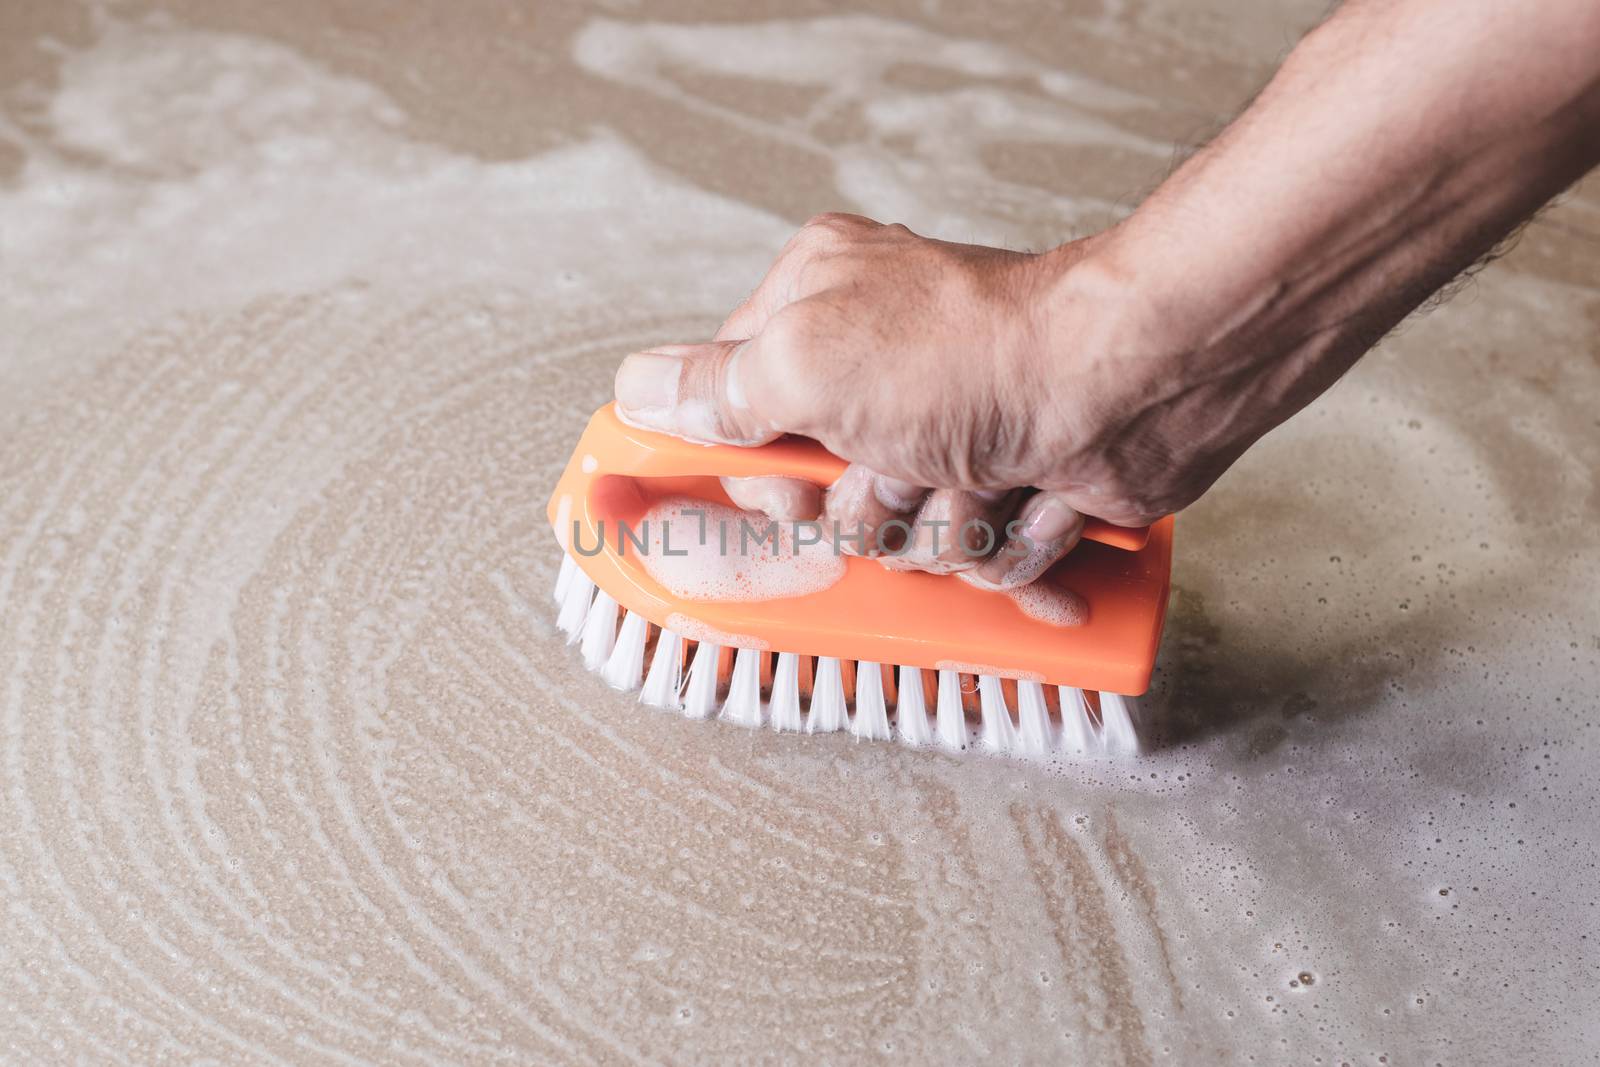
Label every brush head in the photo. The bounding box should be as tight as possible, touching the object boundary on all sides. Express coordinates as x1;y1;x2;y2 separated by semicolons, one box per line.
548;404;1174;758
554;556;1146;758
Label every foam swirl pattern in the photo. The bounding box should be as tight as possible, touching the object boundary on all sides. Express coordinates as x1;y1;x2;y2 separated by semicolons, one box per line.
2;3;1598;1063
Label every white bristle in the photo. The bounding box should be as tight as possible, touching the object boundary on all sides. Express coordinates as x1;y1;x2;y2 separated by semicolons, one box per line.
681;641;721;720
895;667;932;745
806;657;849;733
768;652;803;732
554;552;578;605
935;669;967;749
1058;686;1100;755
600;610;648;690
556;571;595;640
721;648;764;727
579;590;618;670
976;675;1018;752
851;662;892;741
639;627;684;710
1099;692;1140;756
1015;680;1056;755
550;541;1140;760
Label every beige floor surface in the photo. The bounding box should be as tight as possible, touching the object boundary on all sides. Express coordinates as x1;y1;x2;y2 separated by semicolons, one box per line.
3;1;1598;1063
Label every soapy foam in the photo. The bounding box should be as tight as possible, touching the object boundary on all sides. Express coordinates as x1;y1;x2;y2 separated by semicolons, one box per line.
1007;581;1090;627
991;532;1073;590
662;613;768;651
639;497;846;603
572;14;1164;242
935;660;1047;683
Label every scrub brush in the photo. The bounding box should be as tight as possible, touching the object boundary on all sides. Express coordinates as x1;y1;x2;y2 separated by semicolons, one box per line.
548;405;1173;758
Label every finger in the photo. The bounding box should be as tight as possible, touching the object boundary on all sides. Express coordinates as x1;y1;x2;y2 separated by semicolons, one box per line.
614;338;788;446
715;273;797;343
821;463;929;557
720;476;821;522
713;216;856;342
890;489;1021;575
958;491;1085;590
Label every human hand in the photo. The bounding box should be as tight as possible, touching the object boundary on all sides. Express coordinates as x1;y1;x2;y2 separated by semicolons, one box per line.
612;213;1216;589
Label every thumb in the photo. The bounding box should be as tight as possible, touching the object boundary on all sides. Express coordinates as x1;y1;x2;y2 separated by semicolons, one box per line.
613;338;787;446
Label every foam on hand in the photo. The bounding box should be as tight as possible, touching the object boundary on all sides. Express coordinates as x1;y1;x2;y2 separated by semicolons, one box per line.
1007;582;1089;627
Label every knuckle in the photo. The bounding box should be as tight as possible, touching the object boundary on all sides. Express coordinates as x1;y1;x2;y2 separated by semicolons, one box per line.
799;212;874;247
1108;499;1164;526
802;211;857;230
790;248;848;293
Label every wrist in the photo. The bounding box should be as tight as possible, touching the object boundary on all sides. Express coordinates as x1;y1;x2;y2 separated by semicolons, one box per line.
1022;229;1189;438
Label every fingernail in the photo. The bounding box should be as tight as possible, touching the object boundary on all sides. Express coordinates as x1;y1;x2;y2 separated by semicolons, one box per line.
873;475;923;512
972;489;1009;503
1020;495;1082;544
964;496;1082;591
614;351;682;420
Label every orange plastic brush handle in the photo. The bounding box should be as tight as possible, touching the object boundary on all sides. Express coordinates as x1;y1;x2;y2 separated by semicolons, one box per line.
573;405;1150;551
548;405;1174;695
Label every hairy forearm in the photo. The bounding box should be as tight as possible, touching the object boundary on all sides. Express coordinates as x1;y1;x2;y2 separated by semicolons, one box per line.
1073;0;1600;429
